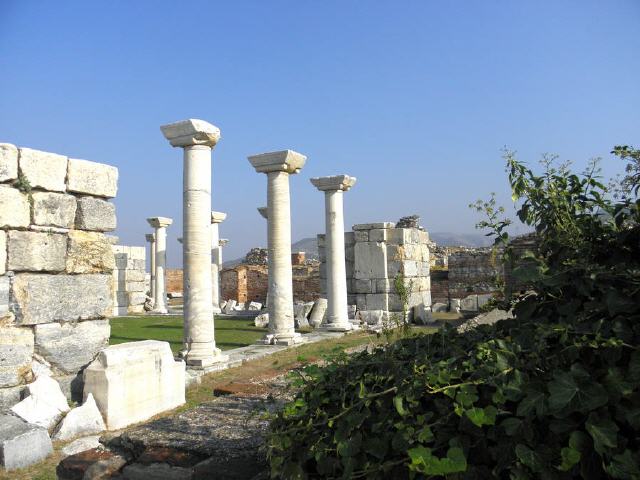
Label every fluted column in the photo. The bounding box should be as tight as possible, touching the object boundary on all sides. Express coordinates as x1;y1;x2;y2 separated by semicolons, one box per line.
211;211;227;314
145;233;156;299
146;217;172;314
161;119;227;367
249;150;306;345
310;175;357;331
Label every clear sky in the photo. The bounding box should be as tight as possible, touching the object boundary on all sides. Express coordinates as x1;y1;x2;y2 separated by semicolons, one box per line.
1;1;638;266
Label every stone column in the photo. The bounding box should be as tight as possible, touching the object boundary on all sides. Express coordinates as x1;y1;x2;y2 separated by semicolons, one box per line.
248;150;306;345
161;119;227;367
145;233;156;299
146;217;172;314
211;211;227;314
310;175;357;331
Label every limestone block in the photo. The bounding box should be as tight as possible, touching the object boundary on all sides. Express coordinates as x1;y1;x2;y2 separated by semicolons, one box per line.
354;230;369;242
0;384;26;412
223;299;237;314
387;293;403;311
354;242;387;280
75;196;117;231
18;147;67;192
31;192;77;228
460;295;478;312
376;278;392;293
0;327;34;388
128;292;146;306
248;301;262;311
344;231;355;244
345;243;354;262
0;144;18;183
355;294;367;311
83;340;185;430
412;304;433;325
0;414;53;470
34;320;110;374
0;185;30;228
293;302;314;325
7;231;66;272
12;375;69;429
54;373;84;404
354;310;387;325
127;305;145;314
354;278;372;294
254;313;269;328
53;393;105;441
11;274;112;325
61;435;101;457
477;294;493;309
67;158;118;198
432;302;448;313
347;304;357;320
123;281;145;292
369;228;387;242
125;270;145;282
0;232;5;275
353;222;395;230
309;298;327;328
66;231;115;274
450;298;461;313
387;228;417;245
234;302;246;311
365;293;389;311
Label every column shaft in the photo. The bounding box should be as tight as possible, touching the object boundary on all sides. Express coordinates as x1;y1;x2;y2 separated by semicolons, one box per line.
148;238;156;299
154;227;168;313
211;223;221;313
325;190;350;328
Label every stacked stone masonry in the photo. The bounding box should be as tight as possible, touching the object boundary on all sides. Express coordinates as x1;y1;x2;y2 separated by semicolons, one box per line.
111;245;146;316
319;222;432;318
0;143;118;410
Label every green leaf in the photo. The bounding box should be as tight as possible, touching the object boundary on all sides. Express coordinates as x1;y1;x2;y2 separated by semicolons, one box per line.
605;449;640;479
465;405;498;427
517;387;546;417
586;413;619;455
501;417;522;436
515;444;544;472
559;447;581;471
393;396;407;416
548;368;608;414
408;446;467;475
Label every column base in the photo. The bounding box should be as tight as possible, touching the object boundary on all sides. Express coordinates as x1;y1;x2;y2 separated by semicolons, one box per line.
257;332;306;346
185;348;229;368
321;322;353;332
150;307;169;315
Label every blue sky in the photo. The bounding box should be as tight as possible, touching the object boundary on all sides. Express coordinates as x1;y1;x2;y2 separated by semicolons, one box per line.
1;1;639;266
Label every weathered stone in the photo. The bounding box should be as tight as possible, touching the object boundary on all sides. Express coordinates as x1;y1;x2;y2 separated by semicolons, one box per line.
55;373;84;404
354;278;372;293
309;298;327;328
56;448;127;480
0;414;53;470
0;144;18;183
12;375;69;429
0;384;25;412
66;230;115;274
247;301;262;311
234;302;246;311
0;232;5;276
11;273;112;325
412;304;433;325
450;298;461;313
460;294;479;312
0;326;34;388
295;316;310;329
19;147;68;191
353;222;395;231
223;299;237;314
34;320;110;374
122;463;193;480
0;277;8;320
7;231;66;272
83;340;185;430
354;242;387;279
458;309;513;333
355;310;387;325
67;158;118;198
31;192;77;228
431;302;448;313
61;435;101;457
75;196;116;231
254;313;269;328
0;185;30;228
347;304;357;320
53;393;106;441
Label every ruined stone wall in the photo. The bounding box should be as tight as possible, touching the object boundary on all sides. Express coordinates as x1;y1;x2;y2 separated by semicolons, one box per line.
429;269;450;304
112;246;145;316
319;222;431;317
0;143;117;409
447;248;503;299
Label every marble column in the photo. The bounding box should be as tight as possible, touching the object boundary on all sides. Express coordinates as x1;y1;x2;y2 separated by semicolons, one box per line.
211;211;227;314
146;217;172;314
145;233;156;299
310;175;357;331
161;119;227;367
248;150;306;345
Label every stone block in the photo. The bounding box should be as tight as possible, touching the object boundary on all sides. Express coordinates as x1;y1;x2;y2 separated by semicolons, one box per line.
0;327;34;388
412;304;433;325
61;435;101;457
387;228;417;245
254;313;269;328
53;393;105;441
308;298;327;328
18;147;68;192
0;414;53;470
478;294;493;309
12;375;69;429
31;192;77;228
347;304;357;320
0;143;18;183
248;301;262;311
0;185;30;228
11;273;112;325
75;196;117;231
365;293;389;311
432;302;448;313
67;158;118;198
353;222;395;231
223;299;237;314
376;278;392;293
7;231;66;272
34;319;110;374
354;242;387;279
354;278;372;294
355;294;367;311
0;384;26;412
128;305;145;314
0;233;5;276
83;340;185;430
460;295;478;312
66;230;115;274
54;373;84;404
354;310;388;326
387;293;404;311
354;230;369;242
127;292;146;306
402;261;419;277
0;276;9;320
368;228;387;242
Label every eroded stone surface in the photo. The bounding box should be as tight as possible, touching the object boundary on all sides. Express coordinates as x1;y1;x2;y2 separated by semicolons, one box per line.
0;143;18;183
75;196;117;231
0;232;6;275
53;393;106;441
56;447;127;480
0;185;30;228
0;326;34;388
18;147;68;192
11;375;69;429
31;192;77;228
11;273;112;324
0;414;53;470
7;230;67;272
309;298;327;328
34;320;110;374
67;158;118;198
61;435;101;457
66;230;115;274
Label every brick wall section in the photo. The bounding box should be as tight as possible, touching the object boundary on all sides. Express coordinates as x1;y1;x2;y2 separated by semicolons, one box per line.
166;268;183;294
0;142;118;408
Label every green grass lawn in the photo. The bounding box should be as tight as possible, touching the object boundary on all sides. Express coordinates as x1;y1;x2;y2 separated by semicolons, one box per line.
109;315;268;353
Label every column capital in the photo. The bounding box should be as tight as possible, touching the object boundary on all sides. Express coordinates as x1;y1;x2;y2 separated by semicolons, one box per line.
310;175;357;192
257;206;268;219
211;211;227;224
160;119;220;148
145;233;155;242
248;150;306;174
147;216;173;228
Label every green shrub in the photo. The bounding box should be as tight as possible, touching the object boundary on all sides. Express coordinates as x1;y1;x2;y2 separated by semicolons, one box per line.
267;147;640;479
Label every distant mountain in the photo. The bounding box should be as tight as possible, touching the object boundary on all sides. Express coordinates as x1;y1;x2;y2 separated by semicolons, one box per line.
222;232;491;269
